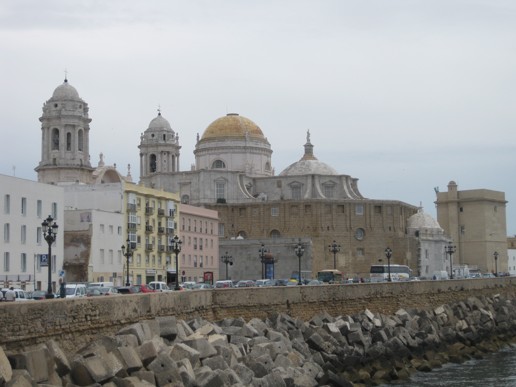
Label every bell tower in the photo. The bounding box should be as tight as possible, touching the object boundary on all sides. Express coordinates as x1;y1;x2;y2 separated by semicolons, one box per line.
35;78;94;184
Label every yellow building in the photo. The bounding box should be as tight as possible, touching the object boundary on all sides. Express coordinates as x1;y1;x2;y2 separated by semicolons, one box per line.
124;183;180;285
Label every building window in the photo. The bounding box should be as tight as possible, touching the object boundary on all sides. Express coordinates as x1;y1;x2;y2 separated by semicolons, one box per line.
109;250;114;264
4;194;10;214
271;207;279;217
323;184;335;198
66;132;72;151
21;253;27;272
291;186;301;200
100;249;105;264
270;229;281;239
355;204;364;216
100;224;105;233
4;252;10;271
52;202;58;219
21;197;27;216
374;205;382;214
109;225;114;234
194;256;198;267
212;160;226;169
4;223;9;243
78;129;84;151
21;225;26;244
36;227;42;245
52;128;60;150
356;248;364;257
150;154;157;173
37;200;42;218
218;223;225;236
460;225;465;235
216;182;225;200
354;228;365;241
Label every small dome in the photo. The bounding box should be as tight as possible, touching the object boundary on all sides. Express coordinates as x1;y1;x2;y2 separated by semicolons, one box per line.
201;113;265;141
147;113;173;132
407;210;442;230
280;159;338;176
52;79;80;100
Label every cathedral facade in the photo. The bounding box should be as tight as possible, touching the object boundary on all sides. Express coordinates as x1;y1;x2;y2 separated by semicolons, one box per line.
139;112;421;278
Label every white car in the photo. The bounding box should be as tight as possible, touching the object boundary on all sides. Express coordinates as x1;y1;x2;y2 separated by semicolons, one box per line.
1;288;29;301
148;281;172;292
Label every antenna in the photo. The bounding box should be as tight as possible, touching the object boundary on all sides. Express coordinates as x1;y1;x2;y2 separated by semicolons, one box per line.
12;165;16;177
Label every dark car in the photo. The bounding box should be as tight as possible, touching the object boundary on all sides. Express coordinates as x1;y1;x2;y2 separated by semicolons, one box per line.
117;286;142;295
31;290;47;300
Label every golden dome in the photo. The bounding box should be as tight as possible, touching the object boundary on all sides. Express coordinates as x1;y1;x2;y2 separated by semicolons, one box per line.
201;113;265;141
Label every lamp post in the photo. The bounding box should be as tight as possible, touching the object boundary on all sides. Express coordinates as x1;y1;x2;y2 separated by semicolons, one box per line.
445;242;456;279
42;215;58;299
493;251;499;277
171;235;182;290
328;240;341;270
121;238;133;286
258;244;267;279
384;247;392;282
221;251;233;280
294;239;304;285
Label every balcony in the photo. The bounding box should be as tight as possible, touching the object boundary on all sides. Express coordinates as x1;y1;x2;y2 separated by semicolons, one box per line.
128;223;137;230
167;245;174;252
158;208;165;217
158;245;165;252
145;244;154;251
145;225;153;233
127;203;136;212
158;226;165;234
145;207;154;216
166;227;174;235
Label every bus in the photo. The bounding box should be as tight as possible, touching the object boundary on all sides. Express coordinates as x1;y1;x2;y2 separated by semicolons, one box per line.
370;264;412;282
317;269;343;284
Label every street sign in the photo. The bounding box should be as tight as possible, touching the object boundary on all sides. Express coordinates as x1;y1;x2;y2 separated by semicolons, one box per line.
58;270;65;277
40;254;48;267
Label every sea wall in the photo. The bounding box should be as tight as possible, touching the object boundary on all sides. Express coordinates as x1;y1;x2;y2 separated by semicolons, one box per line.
0;277;514;355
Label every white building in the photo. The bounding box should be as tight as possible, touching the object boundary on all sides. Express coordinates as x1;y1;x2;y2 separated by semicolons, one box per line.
0;174;64;292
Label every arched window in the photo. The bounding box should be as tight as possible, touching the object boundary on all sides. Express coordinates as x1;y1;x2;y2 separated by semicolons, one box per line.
66;132;72;151
150;154;157;173
78;130;84;151
270;229;281;239
212;160;226;169
52;128;59;150
181;195;189;204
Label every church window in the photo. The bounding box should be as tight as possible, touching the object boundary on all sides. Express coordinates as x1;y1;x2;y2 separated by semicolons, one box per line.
66;132;72;151
291;185;301;200
355;204;364;216
78;130;83;151
150;154;157;173
354;228;365;241
270;229;281;239
52;128;59;150
323;183;335;198
216;182;225;199
212;160;226;169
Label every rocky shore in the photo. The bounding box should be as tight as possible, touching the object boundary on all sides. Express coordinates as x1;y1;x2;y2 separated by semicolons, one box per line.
1;293;516;386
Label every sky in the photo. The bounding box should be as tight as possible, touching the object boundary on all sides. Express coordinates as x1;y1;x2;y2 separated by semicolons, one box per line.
1;0;515;235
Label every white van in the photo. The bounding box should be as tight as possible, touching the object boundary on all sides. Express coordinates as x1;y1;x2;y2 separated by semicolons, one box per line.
65;283;87;298
148;281;171;292
88;282;114;288
1;288;29;301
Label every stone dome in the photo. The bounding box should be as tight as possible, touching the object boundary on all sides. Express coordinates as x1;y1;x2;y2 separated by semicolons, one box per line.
201;113;265;141
51;79;81;100
280;159;338;176
279;130;338;176
147;112;173;132
407;210;442;230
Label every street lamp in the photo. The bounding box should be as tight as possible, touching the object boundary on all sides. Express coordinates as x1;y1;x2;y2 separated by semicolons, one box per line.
493;251;499;277
328;240;341;270
384;247;392;282
259;244;267;279
171;235;182;290
294;239;304;285
221;251;233;280
42;215;58;299
445;242;456;279
121;238;133;286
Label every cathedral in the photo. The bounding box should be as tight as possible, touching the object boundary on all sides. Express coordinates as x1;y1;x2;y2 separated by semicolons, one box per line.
138;110;422;279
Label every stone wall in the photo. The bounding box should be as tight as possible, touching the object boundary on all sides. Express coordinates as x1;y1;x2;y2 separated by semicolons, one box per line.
1;278;514;355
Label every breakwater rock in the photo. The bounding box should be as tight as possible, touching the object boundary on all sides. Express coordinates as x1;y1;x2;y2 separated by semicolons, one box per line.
1;294;516;386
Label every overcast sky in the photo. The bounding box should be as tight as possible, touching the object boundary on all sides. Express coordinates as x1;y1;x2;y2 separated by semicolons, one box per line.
1;0;515;235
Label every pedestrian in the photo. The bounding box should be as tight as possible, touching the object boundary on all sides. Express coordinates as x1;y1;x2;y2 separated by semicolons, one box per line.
5;287;15;302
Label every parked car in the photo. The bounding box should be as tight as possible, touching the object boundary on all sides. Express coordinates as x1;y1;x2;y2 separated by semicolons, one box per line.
116;286;142;295
148;281;172;292
134;284;156;293
86;288;102;297
1;288;29;301
215;280;235;289
97;286;120;296
31;290;48;300
255;279;273;287
306;280;324;286
236;280;256;288
65;283;87;298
